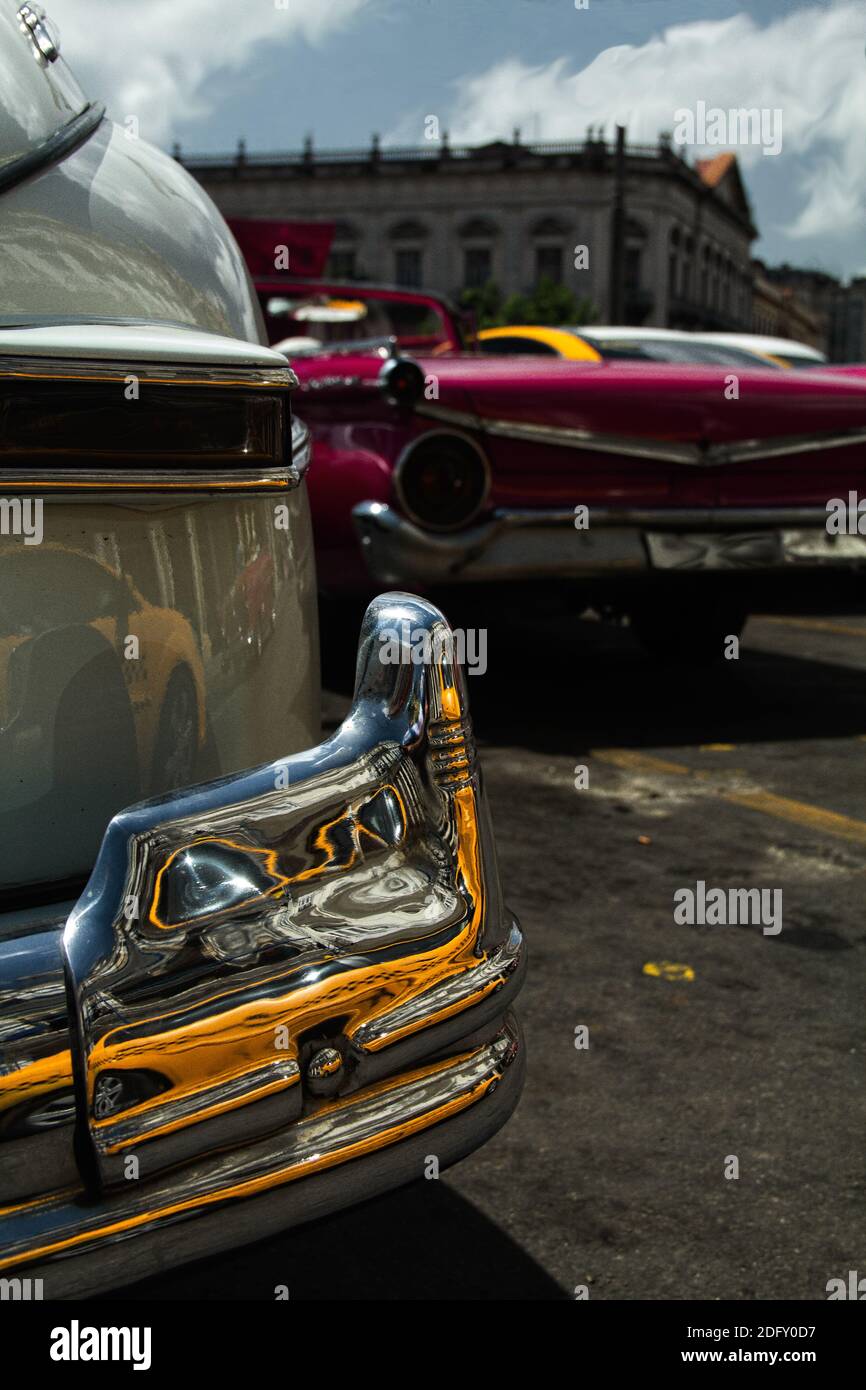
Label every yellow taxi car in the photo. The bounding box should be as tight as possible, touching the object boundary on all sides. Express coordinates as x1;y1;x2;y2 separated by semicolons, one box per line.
476;324;603;360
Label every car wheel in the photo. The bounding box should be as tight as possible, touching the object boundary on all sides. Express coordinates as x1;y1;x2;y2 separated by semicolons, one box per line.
152;666;199;794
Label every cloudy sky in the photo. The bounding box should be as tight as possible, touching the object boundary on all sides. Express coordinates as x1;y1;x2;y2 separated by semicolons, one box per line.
52;0;866;277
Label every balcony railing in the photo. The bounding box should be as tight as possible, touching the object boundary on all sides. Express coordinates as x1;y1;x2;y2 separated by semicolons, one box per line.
178;138;672;170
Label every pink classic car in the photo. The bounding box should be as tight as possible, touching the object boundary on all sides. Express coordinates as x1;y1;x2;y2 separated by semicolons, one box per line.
254;278;866;659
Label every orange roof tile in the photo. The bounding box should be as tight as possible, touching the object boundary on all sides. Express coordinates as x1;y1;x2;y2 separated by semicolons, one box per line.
695;152;736;187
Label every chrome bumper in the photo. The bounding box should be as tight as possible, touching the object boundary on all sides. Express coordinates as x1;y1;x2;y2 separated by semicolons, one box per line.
353;502;866;584
0;592;524;1296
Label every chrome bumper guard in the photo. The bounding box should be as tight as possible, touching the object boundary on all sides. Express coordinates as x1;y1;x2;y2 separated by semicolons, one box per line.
0;593;524;1296
353;502;866;583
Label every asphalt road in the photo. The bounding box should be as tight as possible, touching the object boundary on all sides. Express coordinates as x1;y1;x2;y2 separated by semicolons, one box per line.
112;605;865;1301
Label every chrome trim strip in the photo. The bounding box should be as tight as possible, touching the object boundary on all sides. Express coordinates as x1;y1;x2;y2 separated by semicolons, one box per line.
0;102;105;197
353;920;523;1050
491;505;834;530
415;404;866;467
0;357;298;389
92;1059;301;1156
291;414;312;480
0;466;297;493
290;336;396;361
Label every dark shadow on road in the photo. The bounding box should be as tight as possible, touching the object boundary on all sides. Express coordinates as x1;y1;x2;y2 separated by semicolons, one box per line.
104;1180;567;1300
413;584;866;754
321;601;866;755
470;615;866;755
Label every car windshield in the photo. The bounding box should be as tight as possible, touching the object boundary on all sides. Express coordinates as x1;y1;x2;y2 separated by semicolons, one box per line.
259;289;460;354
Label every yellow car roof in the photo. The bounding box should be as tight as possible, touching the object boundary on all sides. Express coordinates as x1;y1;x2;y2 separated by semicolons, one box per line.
477;326;602;361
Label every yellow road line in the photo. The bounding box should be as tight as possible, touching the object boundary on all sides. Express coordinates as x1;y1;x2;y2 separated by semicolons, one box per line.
594;749;690;777
725;788;866;847
593;748;866;847
756;616;866;639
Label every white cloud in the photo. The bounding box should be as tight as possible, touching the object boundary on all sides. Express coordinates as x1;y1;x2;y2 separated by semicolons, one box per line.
435;2;866;243
51;0;372;145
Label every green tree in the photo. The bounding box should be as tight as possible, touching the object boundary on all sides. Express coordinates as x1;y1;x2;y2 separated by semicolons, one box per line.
459;280;504;329
461;277;598;329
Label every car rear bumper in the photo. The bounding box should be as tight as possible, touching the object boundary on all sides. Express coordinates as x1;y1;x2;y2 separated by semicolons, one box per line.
353;502;866;584
0;592;524;1297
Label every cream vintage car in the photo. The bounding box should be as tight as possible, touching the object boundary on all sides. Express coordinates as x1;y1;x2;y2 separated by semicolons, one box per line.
0;3;524;1297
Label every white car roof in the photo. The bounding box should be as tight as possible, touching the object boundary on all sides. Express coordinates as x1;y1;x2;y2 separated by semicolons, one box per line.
578;326;690;341
695;333;826;362
576;326;825;363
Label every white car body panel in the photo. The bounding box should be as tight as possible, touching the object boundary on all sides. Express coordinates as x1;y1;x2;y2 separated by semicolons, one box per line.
0;2;317;898
0;118;266;344
0;322;288;364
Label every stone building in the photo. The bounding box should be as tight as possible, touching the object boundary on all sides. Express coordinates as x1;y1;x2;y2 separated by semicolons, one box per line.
751;261;827;352
762;264;865;361
181;130;759;331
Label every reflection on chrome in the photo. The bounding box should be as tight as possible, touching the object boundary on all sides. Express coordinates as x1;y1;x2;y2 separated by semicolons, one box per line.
0;1018;520;1288
0;593;524;1293
66;591;520;1185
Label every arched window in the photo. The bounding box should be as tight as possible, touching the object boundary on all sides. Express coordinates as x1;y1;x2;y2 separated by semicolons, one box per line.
459;217;499;239
531;215;569;238
388;218;428;242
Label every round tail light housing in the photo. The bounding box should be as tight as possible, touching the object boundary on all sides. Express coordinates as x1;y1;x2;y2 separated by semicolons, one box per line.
394;431;490;531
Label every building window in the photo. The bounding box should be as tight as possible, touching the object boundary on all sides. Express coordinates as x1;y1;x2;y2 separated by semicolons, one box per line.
464;245;492;288
711;251;721;309
668;228;680;297
535;244;563;284
395;248;423;287
683;237;694;299
625;245;642;293
623;218;647;301
328;249;357;279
